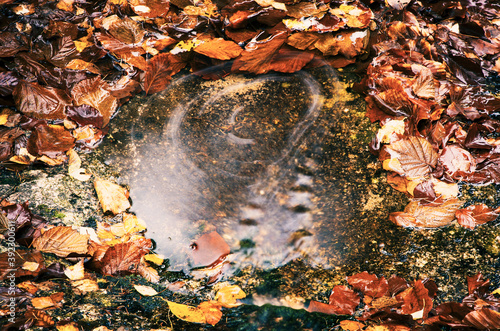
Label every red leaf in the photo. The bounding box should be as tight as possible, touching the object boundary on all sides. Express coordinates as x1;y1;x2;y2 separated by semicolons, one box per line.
328;285;360;315
13;81;71;121
0;250;45;280
464;308;500;329
455;204;499;230
347;271;389;299
396;280;433;319
268;48;314;73
232;31;288;74
466;273;490;296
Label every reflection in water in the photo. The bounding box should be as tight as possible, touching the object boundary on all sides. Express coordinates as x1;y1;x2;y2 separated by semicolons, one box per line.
109;66;344;271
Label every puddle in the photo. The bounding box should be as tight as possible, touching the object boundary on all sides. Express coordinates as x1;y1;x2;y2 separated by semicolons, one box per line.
95;65;499;301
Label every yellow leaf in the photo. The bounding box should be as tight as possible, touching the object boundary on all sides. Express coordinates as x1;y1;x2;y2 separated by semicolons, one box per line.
32;296;57;309
377;119;405;144
21;261;40;272
57;0;74;11
56;322;80;331
123;213;147;233
340;320;365;331
144;253;164;265
64;260;85;281
110;222;127;237
71;279;99;294
215;285;246;308
94;177;131;215
33;226;89;257
491;288;500;295
133;284;158;296
167;301;206;324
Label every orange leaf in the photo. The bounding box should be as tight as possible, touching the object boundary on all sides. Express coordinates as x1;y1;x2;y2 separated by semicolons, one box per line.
141;53;186;95
198;301;223;326
97;237;151;275
455;204;499;230
390;198;463;228
194;39;243;60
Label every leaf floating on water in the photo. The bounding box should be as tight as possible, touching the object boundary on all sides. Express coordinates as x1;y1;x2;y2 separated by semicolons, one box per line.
386;136;438;180
455;204;499;230
93;177;131;215
190;231;230;268
33;226;89;257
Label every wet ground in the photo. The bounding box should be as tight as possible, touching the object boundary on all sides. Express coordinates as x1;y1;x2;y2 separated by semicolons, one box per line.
1;65;499;330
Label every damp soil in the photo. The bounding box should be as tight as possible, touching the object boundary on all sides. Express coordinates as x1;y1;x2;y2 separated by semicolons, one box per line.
1;65;499;330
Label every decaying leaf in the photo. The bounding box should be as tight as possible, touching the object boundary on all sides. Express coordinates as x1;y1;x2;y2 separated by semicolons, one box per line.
94;177;131;214
64;259;85;280
328;285;360;315
386;136;438;180
67;149;92;181
94;237;151;275
33;226;89;257
455;204;499;230
390;198;463;228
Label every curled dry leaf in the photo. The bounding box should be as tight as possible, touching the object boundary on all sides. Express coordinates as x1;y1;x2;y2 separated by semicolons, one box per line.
93;177;131;215
390;198;463;228
67;149;91;181
33;226;89;257
455;204;499;230
386;136;438;180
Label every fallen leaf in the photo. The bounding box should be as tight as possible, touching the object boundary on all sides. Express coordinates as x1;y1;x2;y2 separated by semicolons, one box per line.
129;0;170;18
33;226;89;257
386;136;438;179
194;39;243;60
21;261;40;272
198;301;223;326
64;259;85;280
347;272;389;299
95;237;151;275
168;301;207;324
138;263;160;283
215;285;246;308
396;280;433;319
390;198;463;228
141;53;184;95
144;253;164;265
68;149;92;181
94;177;131;215
56;322;80;331
329;285;360;315
66;59;101;75
340;320;365;331
71;279;100;294
464;308;500;329
134;284;158;296
32;296;58;309
456;204;499;230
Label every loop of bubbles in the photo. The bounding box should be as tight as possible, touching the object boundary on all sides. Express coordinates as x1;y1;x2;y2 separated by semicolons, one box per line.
121;65;343;271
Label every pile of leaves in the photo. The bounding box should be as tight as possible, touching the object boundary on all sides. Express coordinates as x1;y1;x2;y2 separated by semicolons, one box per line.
308;271;500;330
0;0;374;169
360;0;500;228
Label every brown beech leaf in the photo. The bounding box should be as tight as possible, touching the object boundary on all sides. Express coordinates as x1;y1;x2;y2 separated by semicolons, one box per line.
198;301;223;326
194;39;243;60
232;31;288;74
455;204;499;230
27;124;75;158
307;300;343;315
66;59;101;75
13;81;71;121
439;145;476;179
339;320;365;331
397;280;433;319
95;32;146;56
108;17;146;45
347;271;389;299
71;77;118;127
0;250;45;280
390;198;463;228
0;32;28;57
141;53;186;94
268;48;314;73
97;237;152;275
286;32;320;51
412;68;436;99
386;136;438;179
128;0;170;18
93;177;131;214
33;226;88;257
464;308;500;329
0;71;18;96
328;285;360;315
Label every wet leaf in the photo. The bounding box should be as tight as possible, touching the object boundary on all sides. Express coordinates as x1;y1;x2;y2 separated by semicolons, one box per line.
33;226;89;257
232;31;288;74
0;250;45;280
32;295;60;309
56;322;80;331
347;272;389;299
439;145;476;180
190;231;230;268
95;237;151;275
66;59;101;75
71;279;100;294
330;3;372;29
71;77;118;127
328;285;361;315
129;0;170;18
167;301;207;324
456;204;499;230
0;32;28;57
134;284;158;296
141;53;186;95
387;0;412;10
194;39;243;60
215;285;246;308
390;198;462;228
412;68;435;99
94;177;131;214
340;320;365;331
108;17;146;45
396;280;433;319
13;81;71;121
464;308;500;329
27;124;75;159
198;301;223;326
386;136;438;180
268;48;314;73
138;263;160;283
144;253;164;265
